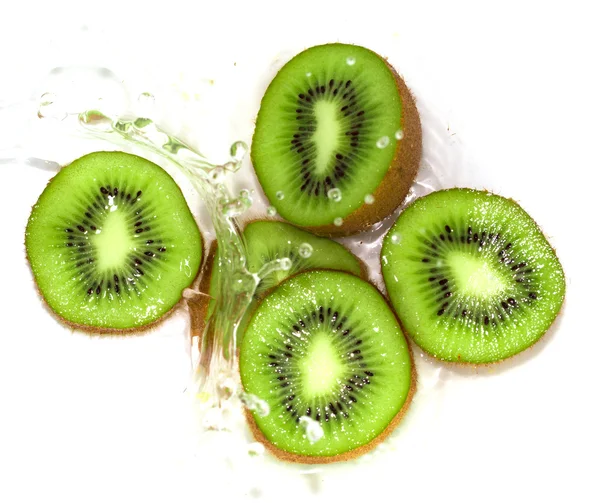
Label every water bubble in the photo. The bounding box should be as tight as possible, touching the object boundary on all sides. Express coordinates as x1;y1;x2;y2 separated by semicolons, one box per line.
138;91;155;104
364;194;375;205
220;196;252;218
266;206;277;217
299;416;324;444
230;141;248;162
298;243;313;259
333;217;343;227
395;129;404;140
346;57;356;66
279;257;292;271
390;233;401;245
327;188;342;202
78;109;113;132
276;191;285;200
209;167;225;184
376;136;390;149
222;161;239;172
247;442;265;457
37;92;67;121
306;72;312;78
241;393;270;417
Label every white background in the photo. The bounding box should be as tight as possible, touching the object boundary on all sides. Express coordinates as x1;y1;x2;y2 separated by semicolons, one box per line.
1;1;599;502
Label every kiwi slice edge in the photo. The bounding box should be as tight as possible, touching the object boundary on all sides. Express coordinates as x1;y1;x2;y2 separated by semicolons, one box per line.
251;43;422;237
25;151;203;333
381;187;566;364
240;269;417;463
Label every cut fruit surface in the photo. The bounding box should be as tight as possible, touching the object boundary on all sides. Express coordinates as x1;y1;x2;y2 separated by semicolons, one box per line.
197;220;365;347
251;43;421;235
239;270;414;462
25;151;203;331
381;189;565;363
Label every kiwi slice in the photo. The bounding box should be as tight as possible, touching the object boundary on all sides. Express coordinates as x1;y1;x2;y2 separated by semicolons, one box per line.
25;151;203;332
381;188;565;364
240;270;415;463
193;220;366;346
251;43;421;236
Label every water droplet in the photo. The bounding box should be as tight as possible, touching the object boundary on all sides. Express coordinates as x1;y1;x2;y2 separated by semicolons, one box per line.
240;189;250;199
37;92;67;121
306;72;312;78
209;167;225;184
241;393;270;417
327;188;342;202
230;141;248;162
299;416;324;444
390;233;401;245
78;109;113;132
222;161;239;172
279;257;292;271
333;217;343;227
395;129;404;140
247;442;265;457
346;57;356;66
298;243;313;259
364;194;375;205
138;91;155;103
266;206;277;217
376;136;390;149
276;191;285;200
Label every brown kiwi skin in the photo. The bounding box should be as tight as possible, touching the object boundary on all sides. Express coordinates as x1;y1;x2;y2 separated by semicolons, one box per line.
379;188;567;367
240;268;417;464
251;45;422;238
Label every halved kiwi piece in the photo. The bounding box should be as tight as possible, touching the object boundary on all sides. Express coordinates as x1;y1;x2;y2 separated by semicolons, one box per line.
193;220;366;345
381;188;565;364
240;270;415;463
251;43;421;236
25;151;203;332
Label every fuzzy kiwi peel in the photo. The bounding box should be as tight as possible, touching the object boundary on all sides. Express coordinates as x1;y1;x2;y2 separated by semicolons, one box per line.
25;151;203;333
239;269;416;463
251;43;422;237
381;188;566;364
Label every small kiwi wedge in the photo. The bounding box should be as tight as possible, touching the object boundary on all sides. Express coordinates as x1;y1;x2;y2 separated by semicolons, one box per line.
194;220;366;346
381;188;565;364
251;43;421;236
240;270;415;463
25;151;203;332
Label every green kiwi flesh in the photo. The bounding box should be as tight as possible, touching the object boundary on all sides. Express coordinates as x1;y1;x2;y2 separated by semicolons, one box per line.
201;220;366;346
25;151;203;332
251;43;422;236
240;270;414;463
381;189;565;364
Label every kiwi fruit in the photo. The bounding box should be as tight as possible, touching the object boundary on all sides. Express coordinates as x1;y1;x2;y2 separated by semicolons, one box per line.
251;43;421;236
25;151;203;332
239;270;415;463
381;188;565;364
193;220;366;347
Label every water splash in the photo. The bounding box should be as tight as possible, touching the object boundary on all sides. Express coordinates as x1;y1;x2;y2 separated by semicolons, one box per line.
76;104;260;411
